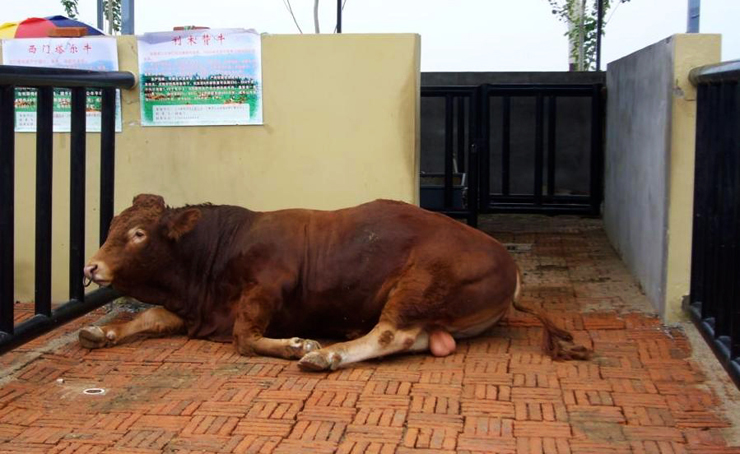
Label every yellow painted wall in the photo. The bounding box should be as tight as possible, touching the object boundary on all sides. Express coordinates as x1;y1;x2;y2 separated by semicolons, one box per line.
5;33;421;303
664;34;721;322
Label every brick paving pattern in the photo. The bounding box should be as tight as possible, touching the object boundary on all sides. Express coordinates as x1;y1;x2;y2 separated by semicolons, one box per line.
1;215;738;453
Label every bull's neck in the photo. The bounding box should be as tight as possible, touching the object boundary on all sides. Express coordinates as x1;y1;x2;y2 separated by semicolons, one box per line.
162;205;258;308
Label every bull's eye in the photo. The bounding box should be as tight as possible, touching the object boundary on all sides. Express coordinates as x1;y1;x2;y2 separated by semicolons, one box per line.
131;229;146;243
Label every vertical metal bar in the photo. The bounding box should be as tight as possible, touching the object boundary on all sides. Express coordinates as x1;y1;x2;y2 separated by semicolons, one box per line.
467;86;481;226
687;0;701;33
336;0;342;33
534;93;544;206
715;82;735;339
69;88;86;302
705;84;722;325
34;87;54;317
501;96;511;196
467;141;479;228
596;0;604;71
726;82;740;358
457;96;466;173
547;96;557;198
121;0;135;34
480;85;491;210
0;86;15;335
444;94;454;209
691;83;710;319
99;88;116;245
97;0;104;31
589;84;604;214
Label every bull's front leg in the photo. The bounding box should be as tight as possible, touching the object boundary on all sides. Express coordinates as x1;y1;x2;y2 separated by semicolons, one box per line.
79;306;185;348
232;287;321;360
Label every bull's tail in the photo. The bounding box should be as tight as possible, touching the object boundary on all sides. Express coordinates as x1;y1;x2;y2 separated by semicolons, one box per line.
511;268;591;361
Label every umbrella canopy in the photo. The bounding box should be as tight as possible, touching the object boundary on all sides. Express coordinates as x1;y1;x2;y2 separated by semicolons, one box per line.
0;16;104;39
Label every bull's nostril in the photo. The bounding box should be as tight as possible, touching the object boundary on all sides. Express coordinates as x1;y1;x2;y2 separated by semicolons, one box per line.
83;264;98;279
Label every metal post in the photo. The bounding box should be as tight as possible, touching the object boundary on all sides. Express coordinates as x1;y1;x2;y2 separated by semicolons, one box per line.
100;89;116;245
547;96;557;198
457;97;465;173
35;87;54;317
501;96;511;196
467;142;479;228
479;86;491;210
589;84;604;214
691;84;709;319
97;0;104;31
687;0;701;33
100;88;116;244
336;0;342;33
444;94;454;209
468;86;482;226
596;0;604;71
714;81;735;339
69;88;86;302
0;86;15;335
122;0;135;35
534;93;544;206
705;84;722;323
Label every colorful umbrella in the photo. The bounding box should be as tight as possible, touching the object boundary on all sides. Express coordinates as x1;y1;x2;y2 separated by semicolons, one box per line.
0;16;105;39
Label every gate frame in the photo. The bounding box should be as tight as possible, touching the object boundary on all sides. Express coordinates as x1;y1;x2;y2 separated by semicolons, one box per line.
421;82;605;220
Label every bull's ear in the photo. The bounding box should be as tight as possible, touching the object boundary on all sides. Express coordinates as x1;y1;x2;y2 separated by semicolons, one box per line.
132;194;165;211
165;208;201;241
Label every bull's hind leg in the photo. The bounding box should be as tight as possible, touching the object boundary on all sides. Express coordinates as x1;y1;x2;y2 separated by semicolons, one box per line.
297;321;429;371
297;267;472;371
79;306;185;349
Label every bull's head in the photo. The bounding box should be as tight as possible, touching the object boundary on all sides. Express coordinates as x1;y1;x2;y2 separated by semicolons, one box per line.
83;194;201;293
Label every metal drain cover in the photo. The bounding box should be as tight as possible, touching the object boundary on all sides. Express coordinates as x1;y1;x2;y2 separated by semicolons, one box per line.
83;388;106;395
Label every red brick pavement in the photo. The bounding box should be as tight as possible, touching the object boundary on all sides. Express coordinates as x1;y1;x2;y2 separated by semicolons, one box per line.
1;215;738;453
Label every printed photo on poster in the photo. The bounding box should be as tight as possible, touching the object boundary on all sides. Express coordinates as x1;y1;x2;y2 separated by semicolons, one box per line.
137;29;263;127
1;37;122;133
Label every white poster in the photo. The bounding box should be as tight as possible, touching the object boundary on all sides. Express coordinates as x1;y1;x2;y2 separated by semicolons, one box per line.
1;37;123;133
137;29;263;127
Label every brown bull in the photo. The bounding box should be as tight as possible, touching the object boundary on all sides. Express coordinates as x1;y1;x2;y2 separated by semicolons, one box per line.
81;194;590;371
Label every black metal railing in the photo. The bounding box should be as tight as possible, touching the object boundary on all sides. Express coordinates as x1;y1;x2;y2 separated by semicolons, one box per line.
421;83;604;218
478;84;603;215
687;59;740;387
0;65;135;354
420;86;480;227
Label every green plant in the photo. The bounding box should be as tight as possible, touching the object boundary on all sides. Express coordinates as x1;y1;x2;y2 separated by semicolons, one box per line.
547;0;632;71
59;0;121;33
102;0;122;33
61;0;79;18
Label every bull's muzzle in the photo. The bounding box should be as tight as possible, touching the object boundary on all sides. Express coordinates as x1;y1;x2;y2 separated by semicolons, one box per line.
83;263;110;287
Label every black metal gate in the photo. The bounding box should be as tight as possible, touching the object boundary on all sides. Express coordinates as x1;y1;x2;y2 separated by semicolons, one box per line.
0;65;135;354
421;83;605;222
687;60;740;387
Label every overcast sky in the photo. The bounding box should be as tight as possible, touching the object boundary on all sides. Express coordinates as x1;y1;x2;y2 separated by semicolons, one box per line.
3;0;739;71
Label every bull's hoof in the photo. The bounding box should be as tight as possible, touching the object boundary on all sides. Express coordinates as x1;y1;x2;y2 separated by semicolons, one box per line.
287;337;322;359
79;326;109;349
297;351;340;372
